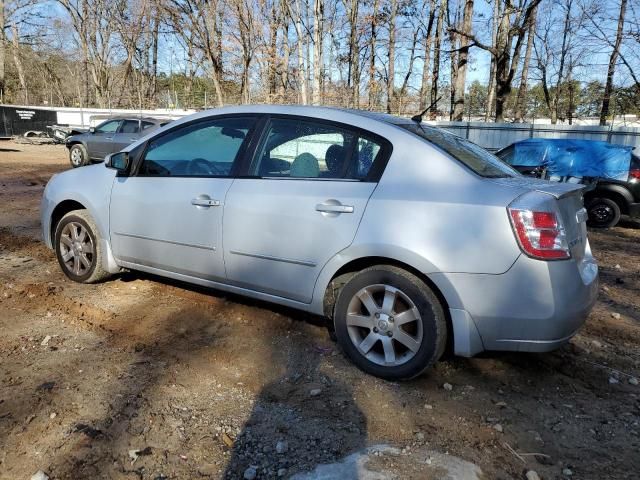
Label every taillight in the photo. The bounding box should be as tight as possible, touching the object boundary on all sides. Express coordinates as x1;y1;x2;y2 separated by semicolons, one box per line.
629;169;640;181
508;193;570;260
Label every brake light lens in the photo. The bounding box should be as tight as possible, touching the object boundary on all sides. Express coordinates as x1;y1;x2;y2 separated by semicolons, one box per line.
629;168;640;181
508;196;571;260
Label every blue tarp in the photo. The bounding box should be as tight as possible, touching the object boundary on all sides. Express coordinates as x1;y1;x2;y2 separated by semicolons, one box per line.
502;139;632;181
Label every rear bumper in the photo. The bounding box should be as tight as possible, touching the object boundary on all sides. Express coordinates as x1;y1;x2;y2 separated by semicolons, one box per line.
433;246;598;356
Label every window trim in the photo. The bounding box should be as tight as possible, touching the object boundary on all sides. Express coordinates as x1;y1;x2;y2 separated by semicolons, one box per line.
129;114;263;179
238;114;392;182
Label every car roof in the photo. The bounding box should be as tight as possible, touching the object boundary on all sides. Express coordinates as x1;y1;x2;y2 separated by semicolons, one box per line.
97;116;165;123
174;105;415;128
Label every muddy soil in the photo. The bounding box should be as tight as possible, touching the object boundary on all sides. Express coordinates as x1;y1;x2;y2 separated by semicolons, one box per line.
0;140;639;480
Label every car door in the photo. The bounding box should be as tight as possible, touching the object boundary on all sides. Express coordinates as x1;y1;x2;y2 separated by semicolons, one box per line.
109;116;257;281
88;119;121;160
223;116;389;303
110;119;140;153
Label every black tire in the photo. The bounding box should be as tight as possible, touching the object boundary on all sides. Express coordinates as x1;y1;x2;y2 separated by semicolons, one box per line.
54;210;111;283
333;265;447;380
587;197;621;228
69;144;89;168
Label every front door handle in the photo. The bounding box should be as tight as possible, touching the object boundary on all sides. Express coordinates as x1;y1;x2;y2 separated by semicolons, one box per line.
191;197;221;207
316;203;354;214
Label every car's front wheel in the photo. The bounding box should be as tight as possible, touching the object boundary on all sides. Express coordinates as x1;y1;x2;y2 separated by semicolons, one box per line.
333;265;447;380
587;197;621;228
69;144;89;168
54;210;111;283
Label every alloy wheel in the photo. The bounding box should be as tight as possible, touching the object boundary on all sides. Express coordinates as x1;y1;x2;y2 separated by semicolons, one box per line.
70;148;83;166
346;284;423;366
59;222;95;276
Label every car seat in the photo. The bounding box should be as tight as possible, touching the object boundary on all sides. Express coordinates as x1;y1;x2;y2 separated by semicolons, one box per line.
324;144;346;177
290;152;319;178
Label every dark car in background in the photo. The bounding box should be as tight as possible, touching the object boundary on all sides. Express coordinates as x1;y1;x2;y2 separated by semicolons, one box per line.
65;117;168;168
497;138;640;228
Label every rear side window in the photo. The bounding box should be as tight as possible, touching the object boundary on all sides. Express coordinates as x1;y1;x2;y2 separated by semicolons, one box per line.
120;120;140;134
142;121;156;130
251;118;384;180
400;124;519;178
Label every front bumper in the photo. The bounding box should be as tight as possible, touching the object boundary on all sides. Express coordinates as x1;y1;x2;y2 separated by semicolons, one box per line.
432;248;598;355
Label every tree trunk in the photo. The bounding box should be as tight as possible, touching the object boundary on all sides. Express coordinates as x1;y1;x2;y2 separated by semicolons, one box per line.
279;20;290;100
10;25;27;104
368;0;378;109
386;0;397;113
514;5;536;122
312;0;324;105
267;1;279;99
485;0;500;121
290;0;308;104
452;0;474;121
419;0;436;110
430;0;445;119
347;0;359;107
600;0;627;125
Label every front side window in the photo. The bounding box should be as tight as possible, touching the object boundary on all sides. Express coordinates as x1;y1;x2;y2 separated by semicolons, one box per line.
401;123;519;178
138;117;254;177
95;120;120;133
120;120;140;134
251;118;383;180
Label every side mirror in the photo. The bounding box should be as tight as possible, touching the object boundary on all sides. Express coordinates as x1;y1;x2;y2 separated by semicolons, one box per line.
89;127;95;134
106;152;129;172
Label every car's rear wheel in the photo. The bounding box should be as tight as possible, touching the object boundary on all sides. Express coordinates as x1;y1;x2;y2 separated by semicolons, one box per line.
587;197;621;228
69;144;89;168
333;265;447;380
54;210;111;283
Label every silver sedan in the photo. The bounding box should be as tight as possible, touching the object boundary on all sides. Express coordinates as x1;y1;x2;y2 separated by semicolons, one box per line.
41;105;598;379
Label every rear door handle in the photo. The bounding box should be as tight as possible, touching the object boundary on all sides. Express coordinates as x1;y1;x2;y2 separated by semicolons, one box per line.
191;198;220;207
316;203;354;214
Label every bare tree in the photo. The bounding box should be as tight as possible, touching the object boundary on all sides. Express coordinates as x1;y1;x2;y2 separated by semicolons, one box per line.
385;0;397;113
418;0;436;110
453;0;542;121
451;0;474;121
163;0;225;106
344;0;360;106
10;24;26;102
513;3;536;122
367;0;379;109
600;0;627;125
534;0;576;124
430;0;445;118
312;0;324;104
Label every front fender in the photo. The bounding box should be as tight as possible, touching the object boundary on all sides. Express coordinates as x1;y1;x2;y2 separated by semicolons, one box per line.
41;164;116;252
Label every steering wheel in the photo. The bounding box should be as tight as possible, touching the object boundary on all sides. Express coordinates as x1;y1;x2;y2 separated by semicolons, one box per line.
187;158;216;176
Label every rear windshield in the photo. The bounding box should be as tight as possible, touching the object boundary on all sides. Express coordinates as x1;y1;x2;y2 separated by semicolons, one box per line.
399;124;519;178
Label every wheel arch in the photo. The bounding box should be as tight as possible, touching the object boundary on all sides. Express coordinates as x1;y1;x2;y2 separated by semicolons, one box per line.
585;185;632;214
317;253;455;355
50;199;87;242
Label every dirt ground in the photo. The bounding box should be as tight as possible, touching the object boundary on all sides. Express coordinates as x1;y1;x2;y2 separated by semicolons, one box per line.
0;140;639;480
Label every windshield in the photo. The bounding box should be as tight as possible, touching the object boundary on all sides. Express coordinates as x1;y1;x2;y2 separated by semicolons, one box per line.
400;124;519;178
